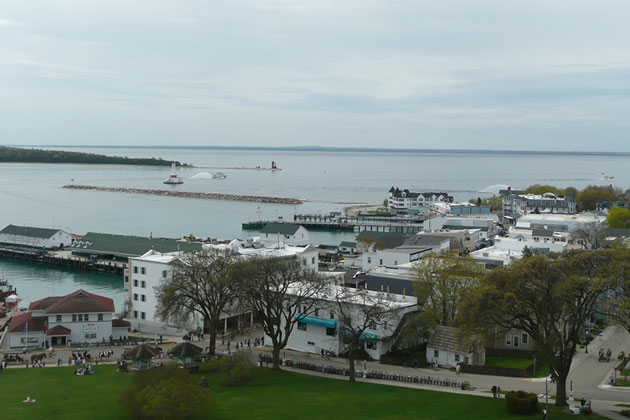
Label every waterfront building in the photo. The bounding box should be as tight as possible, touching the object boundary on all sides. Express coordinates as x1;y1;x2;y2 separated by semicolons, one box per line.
515;213;606;234
259;223;310;247
502;192;576;220
277;283;418;360
0;224;72;249
126;241;320;334
6;289;126;348
388;187;453;211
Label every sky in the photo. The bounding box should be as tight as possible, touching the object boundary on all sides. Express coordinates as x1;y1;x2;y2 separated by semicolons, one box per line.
1;1;629;151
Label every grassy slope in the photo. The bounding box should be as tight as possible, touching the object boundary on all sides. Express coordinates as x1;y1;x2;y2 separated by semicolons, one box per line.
0;365;610;420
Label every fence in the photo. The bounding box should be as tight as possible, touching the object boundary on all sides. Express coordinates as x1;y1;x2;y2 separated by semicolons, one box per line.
259;355;469;389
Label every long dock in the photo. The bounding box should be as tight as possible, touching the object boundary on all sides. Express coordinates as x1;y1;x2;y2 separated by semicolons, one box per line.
0;247;124;275
243;213;433;234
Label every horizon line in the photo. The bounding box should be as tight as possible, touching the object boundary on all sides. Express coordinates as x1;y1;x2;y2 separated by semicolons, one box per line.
7;144;630;157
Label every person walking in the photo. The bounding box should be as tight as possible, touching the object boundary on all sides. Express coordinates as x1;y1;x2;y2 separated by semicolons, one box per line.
497;386;501;398
542;408;547;420
491;385;497;398
456;364;461;376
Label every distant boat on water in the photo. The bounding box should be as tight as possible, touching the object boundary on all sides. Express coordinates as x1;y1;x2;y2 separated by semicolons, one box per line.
164;163;184;185
212;172;227;179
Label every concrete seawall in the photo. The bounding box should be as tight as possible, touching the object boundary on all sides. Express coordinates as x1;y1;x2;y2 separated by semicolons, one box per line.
63;184;303;205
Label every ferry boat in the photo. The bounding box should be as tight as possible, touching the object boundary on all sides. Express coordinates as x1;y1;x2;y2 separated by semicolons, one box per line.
212;172;227;179
164;163;184;185
0;278;17;301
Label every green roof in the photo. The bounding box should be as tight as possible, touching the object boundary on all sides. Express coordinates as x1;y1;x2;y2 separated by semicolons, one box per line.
70;232;202;257
260;223;301;235
0;224;65;239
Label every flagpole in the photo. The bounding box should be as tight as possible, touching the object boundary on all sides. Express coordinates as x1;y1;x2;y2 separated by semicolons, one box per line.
25;321;28;352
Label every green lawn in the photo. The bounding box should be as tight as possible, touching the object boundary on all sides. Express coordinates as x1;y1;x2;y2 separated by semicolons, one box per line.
0;365;612;420
485;356;534;369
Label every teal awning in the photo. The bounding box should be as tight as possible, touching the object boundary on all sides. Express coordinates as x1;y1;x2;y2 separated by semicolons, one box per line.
340;329;378;340
294;314;337;329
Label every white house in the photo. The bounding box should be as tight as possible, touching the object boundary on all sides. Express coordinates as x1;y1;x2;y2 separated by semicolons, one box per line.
426;325;485;367
259;223;310;247
278;284;419;360
7;289;121;348
127;242;320;334
502;193;576;219
388;187;453;211
469;235;568;268
0;224;73;249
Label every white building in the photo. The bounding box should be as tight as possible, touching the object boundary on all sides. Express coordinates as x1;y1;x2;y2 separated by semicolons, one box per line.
127;242;320;334
259;223;310;247
0;224;73;249
7;289;124;348
470;235;568;268
388;187;453;211
278;284;418;360
502;193;576;219
515;213;606;233
426;325;484;367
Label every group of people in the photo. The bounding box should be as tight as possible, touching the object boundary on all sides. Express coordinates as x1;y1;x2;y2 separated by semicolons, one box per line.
221;336;263;353
491;385;502;398
25;360;45;368
579;398;592;411
73;364;94;376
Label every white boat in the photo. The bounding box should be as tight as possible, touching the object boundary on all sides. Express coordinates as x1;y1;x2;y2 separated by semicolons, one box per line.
164;163;184;185
212;172;226;179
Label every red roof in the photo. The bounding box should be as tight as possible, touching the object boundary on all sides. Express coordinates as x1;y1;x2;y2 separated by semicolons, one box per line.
112;318;131;328
44;289;115;314
8;312;46;333
29;296;63;311
47;325;72;335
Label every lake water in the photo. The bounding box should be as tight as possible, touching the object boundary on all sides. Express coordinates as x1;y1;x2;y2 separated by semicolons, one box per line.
1;147;629;305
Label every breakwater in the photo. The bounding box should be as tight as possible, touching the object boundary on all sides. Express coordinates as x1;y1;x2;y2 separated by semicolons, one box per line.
63;184;303;205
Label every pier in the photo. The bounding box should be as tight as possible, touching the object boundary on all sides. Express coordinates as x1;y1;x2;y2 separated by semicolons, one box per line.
243;212;436;234
0;246;125;275
63;185;303;205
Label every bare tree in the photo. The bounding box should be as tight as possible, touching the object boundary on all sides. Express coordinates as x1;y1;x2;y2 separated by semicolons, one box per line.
238;256;329;370
155;249;241;356
571;221;607;249
335;287;414;382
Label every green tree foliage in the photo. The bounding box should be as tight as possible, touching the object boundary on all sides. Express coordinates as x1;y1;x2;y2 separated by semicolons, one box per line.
607;207;630;228
119;365;215;419
0;146;187;166
524;184;567;196
577;185;616;211
413;253;484;330
155;249;242;356
458;250;629;407
200;352;255;387
468;196;502;212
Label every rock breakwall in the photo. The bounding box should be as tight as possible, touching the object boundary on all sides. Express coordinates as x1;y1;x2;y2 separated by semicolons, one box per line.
63;185;303;205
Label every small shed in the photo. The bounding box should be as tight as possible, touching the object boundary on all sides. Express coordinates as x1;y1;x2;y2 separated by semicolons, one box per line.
426;325;485;368
167;341;202;368
123;344;160;368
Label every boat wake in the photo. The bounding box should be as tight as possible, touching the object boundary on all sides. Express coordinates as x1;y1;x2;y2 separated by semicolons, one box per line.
478;184;511;194
191;172;215;179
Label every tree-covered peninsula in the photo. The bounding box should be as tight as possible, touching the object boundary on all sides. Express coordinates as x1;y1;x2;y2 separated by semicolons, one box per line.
0;146;189;166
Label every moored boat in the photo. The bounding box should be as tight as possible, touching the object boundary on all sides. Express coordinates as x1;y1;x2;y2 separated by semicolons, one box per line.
164;163;184;185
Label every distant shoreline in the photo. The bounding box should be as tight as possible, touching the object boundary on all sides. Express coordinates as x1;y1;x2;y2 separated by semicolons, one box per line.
15;144;630;157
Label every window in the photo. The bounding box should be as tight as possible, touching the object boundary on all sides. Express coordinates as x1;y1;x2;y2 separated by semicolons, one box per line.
162;270;167;278
379;259;383;265
133;293;138;301
141;267;146;275
98;314;103;321
298;322;307;331
84;314;89;322
326;327;336;336
72;314;77;322
455;354;460;362
133;266;138;274
513;335;519;347
366;341;377;350
78;314;83;322
124;276;128;283
311;257;315;264
314;308;319;317
434;350;439;358
141;295;146;302
369;321;376;330
330;311;335;320
505;335;511;346
522;333;529;344
133;310;138;318
141;312;146;320
367;257;372;264
141;281;146;288
56;315;62;322
133;279;138;287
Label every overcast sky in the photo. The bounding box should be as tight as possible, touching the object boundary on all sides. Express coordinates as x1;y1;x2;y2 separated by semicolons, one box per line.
1;1;629;151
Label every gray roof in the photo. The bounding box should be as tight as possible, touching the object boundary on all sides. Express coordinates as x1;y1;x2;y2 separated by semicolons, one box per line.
427;325;469;354
352;272;415;296
0;224;64;239
532;229;554;238
606;228;630;238
338;241;357;248
357;232;408;249
400;235;449;248
260;223;301;235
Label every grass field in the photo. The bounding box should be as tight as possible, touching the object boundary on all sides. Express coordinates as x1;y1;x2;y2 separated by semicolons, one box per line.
0;365;612;420
485;356;549;378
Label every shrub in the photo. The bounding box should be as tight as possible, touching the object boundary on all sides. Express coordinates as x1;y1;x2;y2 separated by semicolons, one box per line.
505;390;539;415
118;365;215;419
620;409;630;418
